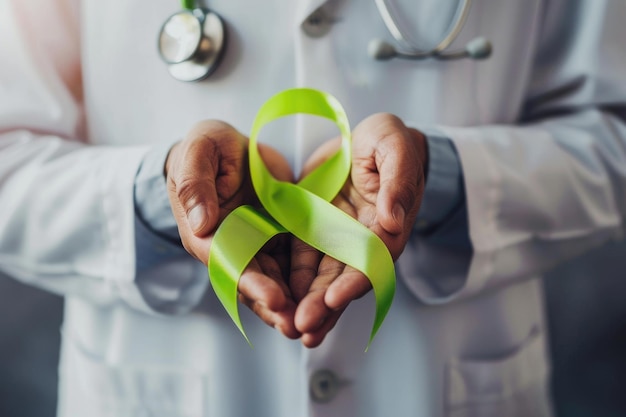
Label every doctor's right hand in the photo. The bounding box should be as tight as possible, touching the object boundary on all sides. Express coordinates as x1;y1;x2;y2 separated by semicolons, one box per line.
165;120;300;339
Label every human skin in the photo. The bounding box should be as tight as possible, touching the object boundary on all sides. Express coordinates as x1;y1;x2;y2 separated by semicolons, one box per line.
290;113;427;347
164;114;427;346
165;120;299;339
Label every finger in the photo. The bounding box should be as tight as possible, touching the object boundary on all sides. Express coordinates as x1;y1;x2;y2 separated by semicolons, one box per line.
294;289;331;335
325;267;372;311
258;143;295;183
238;259;289;312
167;181;213;263
294;257;344;333
299;268;372;348
238;293;300;339
238;258;300;339
290;238;323;302
256;250;293;299
301;309;343;348
300;138;341;180
263;234;292;284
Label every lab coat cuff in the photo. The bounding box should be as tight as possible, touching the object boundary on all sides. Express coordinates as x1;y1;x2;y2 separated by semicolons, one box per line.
414;134;464;233
134;215;188;273
134;142;180;241
429;125;503;300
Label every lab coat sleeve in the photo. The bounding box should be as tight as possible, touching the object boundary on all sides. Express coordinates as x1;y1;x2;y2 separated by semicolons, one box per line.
398;0;626;304
0;0;204;314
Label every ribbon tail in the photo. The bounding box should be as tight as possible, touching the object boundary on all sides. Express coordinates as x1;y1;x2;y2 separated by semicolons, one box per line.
366;250;396;351
208;205;287;345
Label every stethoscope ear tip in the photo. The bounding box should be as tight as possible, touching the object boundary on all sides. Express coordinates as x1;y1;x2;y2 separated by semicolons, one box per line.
465;37;492;59
368;39;397;60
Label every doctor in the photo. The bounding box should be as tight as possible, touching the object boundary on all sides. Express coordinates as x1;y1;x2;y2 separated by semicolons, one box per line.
1;1;625;417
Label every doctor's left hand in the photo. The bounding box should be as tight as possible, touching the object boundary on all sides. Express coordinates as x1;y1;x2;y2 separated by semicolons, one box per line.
165;120;300;339
290;113;427;347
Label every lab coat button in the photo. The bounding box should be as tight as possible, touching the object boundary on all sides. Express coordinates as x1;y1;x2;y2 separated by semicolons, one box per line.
301;7;333;38
310;369;340;403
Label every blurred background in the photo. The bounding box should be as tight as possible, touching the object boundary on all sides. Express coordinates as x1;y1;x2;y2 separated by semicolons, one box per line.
0;273;62;417
544;240;626;417
1;241;626;416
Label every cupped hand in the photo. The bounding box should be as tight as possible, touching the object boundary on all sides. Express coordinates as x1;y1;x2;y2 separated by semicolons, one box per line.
290;113;427;347
165;120;299;338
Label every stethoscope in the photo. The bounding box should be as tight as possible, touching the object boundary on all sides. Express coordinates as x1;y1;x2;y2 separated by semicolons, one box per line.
158;0;491;82
157;0;227;82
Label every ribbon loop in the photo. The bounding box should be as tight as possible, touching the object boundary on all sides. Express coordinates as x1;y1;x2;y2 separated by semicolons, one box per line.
208;88;395;350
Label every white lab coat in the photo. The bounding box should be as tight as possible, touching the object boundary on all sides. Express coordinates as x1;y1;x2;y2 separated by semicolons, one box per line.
1;0;625;416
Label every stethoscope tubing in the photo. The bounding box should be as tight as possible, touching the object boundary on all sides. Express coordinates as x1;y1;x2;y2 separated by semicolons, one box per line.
374;0;472;54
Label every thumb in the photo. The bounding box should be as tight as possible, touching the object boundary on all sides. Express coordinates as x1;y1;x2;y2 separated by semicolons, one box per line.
184;193;219;237
175;161;221;238
377;177;416;236
375;133;425;238
166;140;222;238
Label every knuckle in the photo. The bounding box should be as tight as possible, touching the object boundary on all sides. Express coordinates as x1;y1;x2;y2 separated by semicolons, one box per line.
318;263;344;277
175;177;213;210
186;135;218;160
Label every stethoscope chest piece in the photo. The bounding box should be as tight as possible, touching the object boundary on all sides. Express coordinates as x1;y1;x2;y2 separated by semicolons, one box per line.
158;8;227;82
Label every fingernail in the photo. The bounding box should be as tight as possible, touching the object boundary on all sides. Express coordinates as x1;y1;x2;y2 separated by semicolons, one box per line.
393;204;405;227
188;205;207;233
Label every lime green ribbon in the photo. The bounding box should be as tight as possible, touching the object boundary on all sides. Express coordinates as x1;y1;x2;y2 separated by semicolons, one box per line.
208;88;395;350
180;0;195;10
